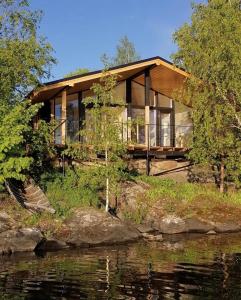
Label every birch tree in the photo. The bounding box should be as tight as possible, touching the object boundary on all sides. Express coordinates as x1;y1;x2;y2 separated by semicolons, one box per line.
80;71;126;212
172;0;241;192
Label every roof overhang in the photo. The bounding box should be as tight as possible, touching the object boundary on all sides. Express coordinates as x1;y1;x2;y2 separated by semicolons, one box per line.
30;56;190;105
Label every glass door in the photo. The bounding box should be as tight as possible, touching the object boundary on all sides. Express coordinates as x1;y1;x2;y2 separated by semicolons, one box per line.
150;109;157;147
157;111;171;147
131;108;145;144
67;96;79;142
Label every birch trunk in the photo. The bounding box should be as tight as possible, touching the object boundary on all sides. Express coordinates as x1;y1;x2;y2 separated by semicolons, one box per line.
220;159;225;193
105;147;109;212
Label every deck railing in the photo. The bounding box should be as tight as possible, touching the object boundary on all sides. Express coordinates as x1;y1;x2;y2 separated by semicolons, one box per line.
123;122;193;148
52;119;193;149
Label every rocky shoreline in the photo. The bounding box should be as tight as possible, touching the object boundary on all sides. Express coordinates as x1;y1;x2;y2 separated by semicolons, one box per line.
1;208;241;256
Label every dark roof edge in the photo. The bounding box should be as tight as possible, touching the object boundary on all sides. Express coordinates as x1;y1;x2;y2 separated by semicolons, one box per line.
43;56;185;87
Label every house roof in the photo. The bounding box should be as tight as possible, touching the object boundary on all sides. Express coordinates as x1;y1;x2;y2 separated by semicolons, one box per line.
30;56;190;104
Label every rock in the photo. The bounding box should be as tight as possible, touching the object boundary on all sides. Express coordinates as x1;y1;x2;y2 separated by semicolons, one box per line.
0;228;43;254
143;233;163;241
161;241;184;250
118;181;148;213
0;212;13;222
185;218;214;233
61;208;141;247
0;222;11;234
36;239;69;251
154;234;164;241
207;230;217;235
152;215;186;234
135;224;155;234
214;222;241;233
0;212;15;233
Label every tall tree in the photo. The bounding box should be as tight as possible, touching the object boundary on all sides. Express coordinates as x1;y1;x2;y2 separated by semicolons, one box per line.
172;0;241;192
0;0;55;183
0;0;55;105
102;35;141;67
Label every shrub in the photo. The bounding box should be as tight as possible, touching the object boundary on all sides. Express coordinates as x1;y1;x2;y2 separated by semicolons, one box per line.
40;167;102;218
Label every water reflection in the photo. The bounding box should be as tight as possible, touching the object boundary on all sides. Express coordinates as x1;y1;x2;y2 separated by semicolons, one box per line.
1;234;241;299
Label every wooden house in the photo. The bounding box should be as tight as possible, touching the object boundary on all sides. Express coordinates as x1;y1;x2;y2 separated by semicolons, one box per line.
30;56;192;159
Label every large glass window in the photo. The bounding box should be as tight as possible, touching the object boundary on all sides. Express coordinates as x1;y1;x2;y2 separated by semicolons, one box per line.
67;94;79;142
150;109;157;146
113;81;126;103
54;97;62;144
132;82;145;106
131;108;145;144
175;101;192;147
157;94;172;108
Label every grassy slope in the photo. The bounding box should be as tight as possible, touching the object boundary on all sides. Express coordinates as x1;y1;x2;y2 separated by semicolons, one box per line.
1;170;241;235
125;175;241;224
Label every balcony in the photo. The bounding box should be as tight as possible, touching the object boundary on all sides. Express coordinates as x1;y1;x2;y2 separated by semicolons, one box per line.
53;119;192;156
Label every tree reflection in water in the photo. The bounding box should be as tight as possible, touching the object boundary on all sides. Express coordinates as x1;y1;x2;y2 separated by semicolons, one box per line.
1;234;241;299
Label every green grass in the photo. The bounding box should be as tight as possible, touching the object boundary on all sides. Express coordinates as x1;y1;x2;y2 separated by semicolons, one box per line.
125;175;241;224
40;167;103;218
139;175;241;203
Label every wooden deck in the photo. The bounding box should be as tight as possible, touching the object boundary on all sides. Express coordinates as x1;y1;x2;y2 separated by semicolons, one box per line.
127;144;188;157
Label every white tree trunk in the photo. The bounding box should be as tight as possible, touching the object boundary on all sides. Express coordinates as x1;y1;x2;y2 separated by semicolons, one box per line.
105;147;109;212
106;177;109;212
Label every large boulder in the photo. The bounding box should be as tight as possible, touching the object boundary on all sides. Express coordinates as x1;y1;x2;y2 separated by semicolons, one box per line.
185;218;214;233
60;208;141;247
118;180;149;213
151;215;186;234
214;222;241;233
0;228;43;254
36;239;69;251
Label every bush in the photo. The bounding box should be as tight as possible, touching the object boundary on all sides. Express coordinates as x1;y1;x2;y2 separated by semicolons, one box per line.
40;167;103;218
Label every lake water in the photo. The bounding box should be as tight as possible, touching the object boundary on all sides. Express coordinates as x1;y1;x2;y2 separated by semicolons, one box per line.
1;233;241;299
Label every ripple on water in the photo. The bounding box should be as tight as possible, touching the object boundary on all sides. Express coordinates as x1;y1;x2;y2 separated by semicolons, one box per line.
1;234;241;299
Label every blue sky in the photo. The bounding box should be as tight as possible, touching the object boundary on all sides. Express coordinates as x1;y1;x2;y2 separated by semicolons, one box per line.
30;0;203;80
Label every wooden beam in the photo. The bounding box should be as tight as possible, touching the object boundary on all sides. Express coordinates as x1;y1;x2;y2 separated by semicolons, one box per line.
127;64;155;82
170;99;176;147
33;59;162;95
61;89;67;144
